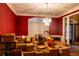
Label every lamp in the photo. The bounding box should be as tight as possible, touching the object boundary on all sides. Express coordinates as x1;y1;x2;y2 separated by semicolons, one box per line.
22;35;26;39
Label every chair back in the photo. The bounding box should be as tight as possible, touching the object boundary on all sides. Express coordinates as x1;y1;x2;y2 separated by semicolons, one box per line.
1;34;15;43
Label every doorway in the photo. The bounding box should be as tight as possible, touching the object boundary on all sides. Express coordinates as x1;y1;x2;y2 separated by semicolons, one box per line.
28;17;51;37
69;14;79;45
63;13;79;45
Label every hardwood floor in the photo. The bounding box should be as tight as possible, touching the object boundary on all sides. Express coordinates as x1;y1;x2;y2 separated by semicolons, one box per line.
70;45;79;56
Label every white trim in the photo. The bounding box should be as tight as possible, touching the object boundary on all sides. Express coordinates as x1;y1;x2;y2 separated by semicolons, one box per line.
62;17;65;43
50;35;62;37
16;13;59;17
6;3;17;15
59;5;79;17
63;16;70;44
66;16;70;44
65;11;79;17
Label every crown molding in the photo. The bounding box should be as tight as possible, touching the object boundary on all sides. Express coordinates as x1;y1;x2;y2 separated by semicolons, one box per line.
6;3;17;15
58;5;79;17
16;13;59;17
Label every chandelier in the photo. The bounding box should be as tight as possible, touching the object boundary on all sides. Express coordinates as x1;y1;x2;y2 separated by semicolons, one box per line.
43;3;51;26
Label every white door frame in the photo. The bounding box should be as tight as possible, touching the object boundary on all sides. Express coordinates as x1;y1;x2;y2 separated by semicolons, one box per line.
63;11;79;44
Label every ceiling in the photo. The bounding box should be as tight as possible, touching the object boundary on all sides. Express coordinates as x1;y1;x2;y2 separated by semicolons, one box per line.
7;3;79;17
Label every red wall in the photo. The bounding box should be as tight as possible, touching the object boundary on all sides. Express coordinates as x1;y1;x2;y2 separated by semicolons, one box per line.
49;10;79;35
17;8;79;36
0;3;78;36
61;10;79;17
49;17;62;35
16;16;45;36
16;16;63;35
0;4;16;34
16;16;32;35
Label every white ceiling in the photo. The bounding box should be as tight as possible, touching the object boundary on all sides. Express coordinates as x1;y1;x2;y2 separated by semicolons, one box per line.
7;3;79;17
